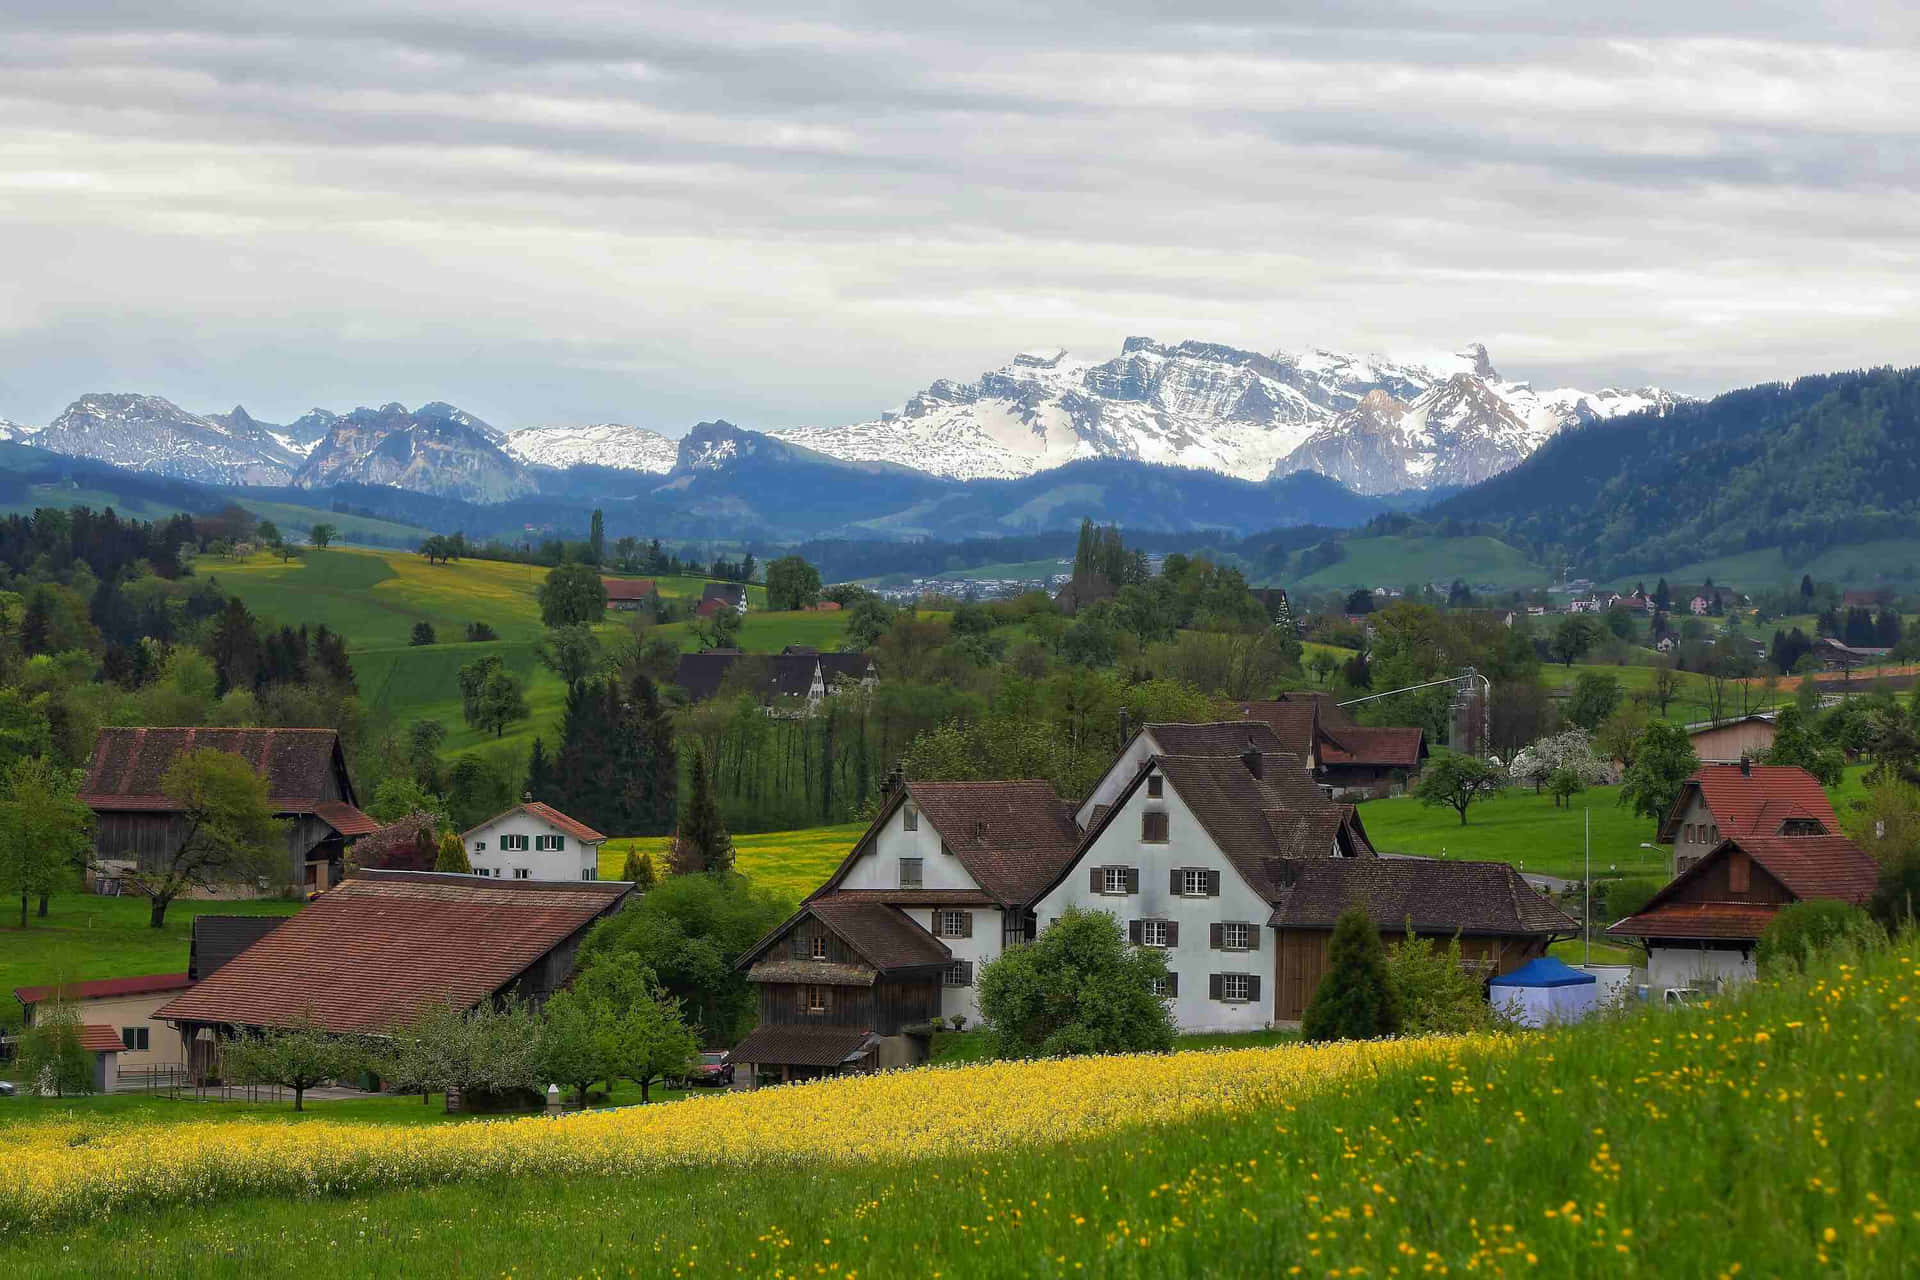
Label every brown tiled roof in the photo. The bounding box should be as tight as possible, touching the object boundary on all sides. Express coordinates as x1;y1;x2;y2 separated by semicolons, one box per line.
1265;857;1576;936
809;898;951;970
16;973;191;1006
1236;696;1426;769
1319;724;1427;768
1150;753;1324;898
80;727;351;812
312;801;382;837
1659;765;1840;843
1143;721;1283;758
893;780;1083;906
1606;901;1780;941
154;872;630;1033
461;802;606;844
189;916;287;983
701;582;747;605
820;889;999;907
78;1024;128;1053
602;577;658;601
728;1023;875;1067
1235;699;1321;754
1738;836;1879;903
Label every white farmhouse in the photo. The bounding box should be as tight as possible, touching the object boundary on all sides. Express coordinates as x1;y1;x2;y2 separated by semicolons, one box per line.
463;801;607;882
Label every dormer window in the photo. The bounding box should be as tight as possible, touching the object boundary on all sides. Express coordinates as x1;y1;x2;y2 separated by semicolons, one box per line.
973;819;986;840
1779;818;1826;836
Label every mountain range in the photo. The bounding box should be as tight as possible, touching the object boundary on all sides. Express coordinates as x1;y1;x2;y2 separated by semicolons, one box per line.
0;337;1678;504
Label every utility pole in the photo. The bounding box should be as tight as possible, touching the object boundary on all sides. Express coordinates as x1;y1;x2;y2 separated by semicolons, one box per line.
1584;805;1592;968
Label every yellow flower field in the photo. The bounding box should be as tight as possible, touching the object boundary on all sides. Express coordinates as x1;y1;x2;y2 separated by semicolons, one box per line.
0;1035;1483;1232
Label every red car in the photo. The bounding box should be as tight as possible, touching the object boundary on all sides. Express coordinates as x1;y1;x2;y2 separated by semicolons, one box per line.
687;1050;734;1087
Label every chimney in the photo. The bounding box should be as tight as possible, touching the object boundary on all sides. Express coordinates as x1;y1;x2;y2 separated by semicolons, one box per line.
1740;756;1752;777
523;791;533;803
1117;707;1131;749
1241;746;1263;779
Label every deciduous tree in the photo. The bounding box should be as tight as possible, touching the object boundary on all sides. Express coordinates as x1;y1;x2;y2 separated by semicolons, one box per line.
977;906;1175;1059
222;1014;368;1111
119;748;286;928
457;655;529;739
1616;720;1700;822
537;562;607;628
1414;750;1505;825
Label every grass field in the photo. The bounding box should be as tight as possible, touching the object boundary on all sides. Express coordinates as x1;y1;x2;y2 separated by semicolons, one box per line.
1;940;1910;1276
601;821;864;904
1359;780;1669;880
1288;534;1545;590
1636;536;1920;593
0;894;302;1002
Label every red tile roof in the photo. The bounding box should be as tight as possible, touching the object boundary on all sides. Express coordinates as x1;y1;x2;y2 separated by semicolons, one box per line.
1607;901;1781;941
154;872;630;1033
80;727;352;813
602;578;658;601
15;972;192;1006
1736;836;1879;904
1660;765;1840;842
1319;724;1427;768
78;1024;128;1053
461;801;606;844
312;801;382;837
1266;858;1576;936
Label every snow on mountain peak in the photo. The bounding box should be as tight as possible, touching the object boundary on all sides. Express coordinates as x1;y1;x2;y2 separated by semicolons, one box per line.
505;421;677;473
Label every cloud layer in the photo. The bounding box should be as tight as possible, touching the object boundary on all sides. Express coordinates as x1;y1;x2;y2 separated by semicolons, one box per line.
1;2;1913;430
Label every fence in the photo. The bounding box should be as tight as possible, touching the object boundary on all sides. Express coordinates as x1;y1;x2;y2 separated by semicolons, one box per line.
122;1064;286;1104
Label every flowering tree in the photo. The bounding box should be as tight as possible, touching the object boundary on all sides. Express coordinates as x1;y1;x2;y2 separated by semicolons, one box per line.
1509;729;1610;794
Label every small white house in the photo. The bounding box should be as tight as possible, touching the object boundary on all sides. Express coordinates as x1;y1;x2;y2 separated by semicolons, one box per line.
463;802;606;882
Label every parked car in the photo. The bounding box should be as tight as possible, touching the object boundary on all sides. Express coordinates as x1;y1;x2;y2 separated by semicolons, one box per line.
0;1080;16;1097
687;1050;734;1088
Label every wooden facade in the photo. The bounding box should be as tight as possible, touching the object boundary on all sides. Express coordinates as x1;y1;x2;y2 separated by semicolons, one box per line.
1271;928;1549;1023
756;976;939;1036
1654;847;1794;909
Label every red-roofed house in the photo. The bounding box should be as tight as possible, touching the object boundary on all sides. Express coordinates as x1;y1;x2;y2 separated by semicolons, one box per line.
462;802;609;883
80;727;377;893
602;578;659;611
1235;693;1428;798
14;973;194;1075
1659;761;1842;875
1608;834;1878;993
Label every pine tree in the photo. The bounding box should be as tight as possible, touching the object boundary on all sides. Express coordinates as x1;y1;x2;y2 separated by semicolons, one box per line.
620;848;657;890
671;746;733;875
525;737;554;804
588;509;606;565
433;830;472;874
1301;906;1401;1042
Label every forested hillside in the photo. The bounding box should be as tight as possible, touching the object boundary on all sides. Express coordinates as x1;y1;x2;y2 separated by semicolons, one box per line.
1437;367;1920;576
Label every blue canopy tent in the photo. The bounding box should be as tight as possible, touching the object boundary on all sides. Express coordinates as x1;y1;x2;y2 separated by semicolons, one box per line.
1488;956;1599;1027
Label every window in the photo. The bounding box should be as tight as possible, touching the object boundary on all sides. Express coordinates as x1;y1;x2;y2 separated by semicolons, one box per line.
581;868;597;881
1221;973;1253;1002
1103;866;1132;895
473;840;486;852
121;1026;149;1052
1181;868;1214;897
500;834;529;852
804;985;829;1014
939;910;970;938
1148;974;1177;998
1141;811;1170;843
1147;774;1163;798
513;868;530;880
810;935;829;961
903;805;919;832
1728;850;1750;894
1709;825;1719;844
943;961;974;987
535;834;567;852
1780;818;1826;836
1222;922;1252;951
1140;919;1169;948
900;858;923;888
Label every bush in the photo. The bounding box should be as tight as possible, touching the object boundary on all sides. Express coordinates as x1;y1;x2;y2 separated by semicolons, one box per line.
1302;906;1400;1042
1383;927;1493;1035
978;907;1175;1059
409;621;437;646
1758;900;1876;972
1603;877;1664;923
466;622;497;642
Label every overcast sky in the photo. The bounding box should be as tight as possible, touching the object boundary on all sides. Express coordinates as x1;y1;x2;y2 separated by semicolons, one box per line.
1;1;1914;432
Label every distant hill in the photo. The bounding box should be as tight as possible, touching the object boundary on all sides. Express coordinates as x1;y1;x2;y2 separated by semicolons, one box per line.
1434;366;1920;578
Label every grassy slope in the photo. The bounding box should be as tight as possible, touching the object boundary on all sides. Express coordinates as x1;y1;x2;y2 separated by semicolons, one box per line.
1632;536;1920;592
0;895;301;999
601;822;865;904
1289;534;1544;589
5;941;1913;1277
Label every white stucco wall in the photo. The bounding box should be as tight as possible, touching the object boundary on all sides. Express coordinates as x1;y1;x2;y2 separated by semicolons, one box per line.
466;811;600;882
895;905;1003;1025
1076;733;1160;827
837;801;983;893
1648;944;1755;993
1037;768;1274;1033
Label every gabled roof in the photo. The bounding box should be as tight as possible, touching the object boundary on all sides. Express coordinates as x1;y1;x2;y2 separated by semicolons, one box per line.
155;872;631;1033
729;1023;876;1067
1607;901;1781;941
1142;721;1284;758
674;651;875;704
189;915;288;983
15;972;192;1006
461;801;606;844
312;801;382;837
1607;834;1877;943
602;577;658;601
1148;753;1326;898
701;582;746;604
80;727;356;813
736;894;953;975
1318;724;1427;769
1235;698;1321;755
1736;836;1879;902
1265;857;1575;936
1658;764;1841;843
78;1025;128;1054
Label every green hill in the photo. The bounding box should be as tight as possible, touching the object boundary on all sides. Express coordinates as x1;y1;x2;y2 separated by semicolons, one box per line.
1287;533;1544;589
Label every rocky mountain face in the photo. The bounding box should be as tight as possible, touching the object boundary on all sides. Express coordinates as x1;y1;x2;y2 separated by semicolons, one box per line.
291;402;536;503
0;418;38;443
505;422;676;473
35;394;301;485
770;339;1681;492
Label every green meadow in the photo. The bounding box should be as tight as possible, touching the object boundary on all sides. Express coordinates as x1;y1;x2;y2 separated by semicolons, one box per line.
600;822;865;904
1287;534;1545;589
0;895;302;1001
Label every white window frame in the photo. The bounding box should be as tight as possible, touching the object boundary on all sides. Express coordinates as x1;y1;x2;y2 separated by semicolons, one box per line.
900;858;923;888
805;984;829;1013
1222;922;1252;951
1222;973;1253;1002
1140;919;1169;948
501;834;529;852
1102;866;1131;895
939;909;967;938
1148;975;1173;997
473;840;486;852
1181;868;1209;897
513;868;530;880
942;962;972;988
810;935;829;961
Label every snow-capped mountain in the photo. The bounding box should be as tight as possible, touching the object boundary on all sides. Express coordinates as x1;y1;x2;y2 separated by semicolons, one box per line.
207;405;330;459
505;422;676;473
0;418;38;444
291;402;536;503
37;393;301;485
769;338;1682;492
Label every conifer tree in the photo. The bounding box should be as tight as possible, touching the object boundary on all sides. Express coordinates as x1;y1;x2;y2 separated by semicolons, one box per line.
1301;906;1401;1042
434;830;472;874
671;746;733;875
525;737;554;804
620;848;658;889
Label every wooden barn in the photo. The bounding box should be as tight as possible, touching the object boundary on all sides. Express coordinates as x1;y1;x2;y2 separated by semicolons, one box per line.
80;727;381;893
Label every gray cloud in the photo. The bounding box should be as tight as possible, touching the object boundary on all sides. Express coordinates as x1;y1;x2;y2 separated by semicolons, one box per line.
0;2;1914;429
